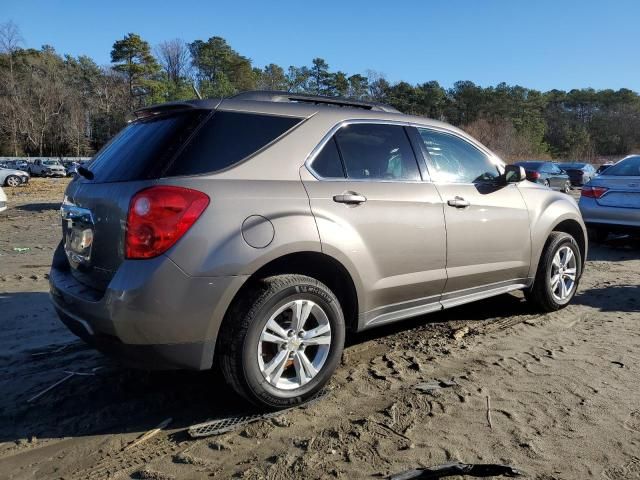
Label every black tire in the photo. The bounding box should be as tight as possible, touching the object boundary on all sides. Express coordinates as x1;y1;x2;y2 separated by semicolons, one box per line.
219;274;345;409
587;227;608;243
525;232;582;312
5;175;21;187
544;180;550;188
562;181;571;193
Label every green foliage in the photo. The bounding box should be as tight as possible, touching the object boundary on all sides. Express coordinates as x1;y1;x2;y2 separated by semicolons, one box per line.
110;33;160;108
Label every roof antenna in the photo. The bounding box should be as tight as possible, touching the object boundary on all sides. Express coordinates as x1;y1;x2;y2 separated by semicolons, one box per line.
192;82;202;100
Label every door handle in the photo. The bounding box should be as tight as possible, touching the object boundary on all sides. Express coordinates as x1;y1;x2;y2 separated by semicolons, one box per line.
333;193;367;205
447;196;470;208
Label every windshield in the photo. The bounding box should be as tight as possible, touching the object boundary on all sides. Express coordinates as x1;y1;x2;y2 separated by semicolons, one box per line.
602;156;640;176
43;160;61;166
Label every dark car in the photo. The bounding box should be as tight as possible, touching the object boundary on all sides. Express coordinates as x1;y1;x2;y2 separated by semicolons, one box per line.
556;162;596;187
514;161;572;193
596;163;614;175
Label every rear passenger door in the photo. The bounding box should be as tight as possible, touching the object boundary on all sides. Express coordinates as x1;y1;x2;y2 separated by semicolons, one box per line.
302;122;447;327
411;127;531;302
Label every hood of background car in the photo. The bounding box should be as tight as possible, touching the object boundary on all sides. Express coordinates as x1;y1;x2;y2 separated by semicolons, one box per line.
1;168;29;176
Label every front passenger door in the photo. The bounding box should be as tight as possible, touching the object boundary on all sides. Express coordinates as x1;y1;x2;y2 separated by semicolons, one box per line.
412;127;532;302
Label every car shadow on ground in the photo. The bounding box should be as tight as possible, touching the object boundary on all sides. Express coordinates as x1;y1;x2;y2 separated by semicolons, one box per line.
13;202;61;213
588;234;640;261
573;285;639;312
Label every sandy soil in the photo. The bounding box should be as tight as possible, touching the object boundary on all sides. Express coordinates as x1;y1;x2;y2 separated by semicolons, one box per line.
0;179;639;480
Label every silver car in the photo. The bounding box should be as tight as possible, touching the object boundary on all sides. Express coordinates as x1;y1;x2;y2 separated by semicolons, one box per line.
579;155;640;242
0;166;29;187
50;92;587;408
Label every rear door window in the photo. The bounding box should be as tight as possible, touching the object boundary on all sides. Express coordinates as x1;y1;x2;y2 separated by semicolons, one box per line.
333;124;421;181
168;111;302;176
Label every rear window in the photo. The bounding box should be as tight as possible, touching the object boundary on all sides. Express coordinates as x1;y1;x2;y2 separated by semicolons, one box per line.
602;156;640;176
87;110;301;182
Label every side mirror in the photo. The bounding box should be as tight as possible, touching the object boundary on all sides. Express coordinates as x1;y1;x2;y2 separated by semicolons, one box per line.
504;164;526;183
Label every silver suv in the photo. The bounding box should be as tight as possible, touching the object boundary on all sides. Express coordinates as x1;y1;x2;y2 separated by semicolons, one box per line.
50;92;587;408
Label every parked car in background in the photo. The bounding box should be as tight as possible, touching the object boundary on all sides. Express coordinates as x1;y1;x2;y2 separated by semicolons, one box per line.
514;161;572;192
28;159;66;177
556;162;596;187
50;92;587;408
579;155;640;242
64;161;81;176
2;160;29;171
596;162;614;175
0;186;6;213
0;165;30;187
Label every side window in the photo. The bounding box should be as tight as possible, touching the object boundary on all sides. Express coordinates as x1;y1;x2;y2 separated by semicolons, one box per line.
311;137;345;178
417;128;500;183
334;124;421;181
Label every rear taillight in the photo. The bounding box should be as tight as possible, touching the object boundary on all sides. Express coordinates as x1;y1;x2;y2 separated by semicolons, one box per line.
581;186;608;199
527;171;540;180
126;186;209;259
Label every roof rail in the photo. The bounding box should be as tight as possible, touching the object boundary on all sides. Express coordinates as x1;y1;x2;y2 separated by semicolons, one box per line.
230;90;400;113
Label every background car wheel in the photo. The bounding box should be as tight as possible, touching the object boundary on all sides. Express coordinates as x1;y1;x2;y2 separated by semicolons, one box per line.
525;232;582;312
219;274;345;409
544;180;550;188
5;175;21;187
562;181;571;193
588;227;608;243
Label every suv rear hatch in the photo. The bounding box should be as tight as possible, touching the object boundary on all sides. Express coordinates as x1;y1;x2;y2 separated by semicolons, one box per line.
60;102;303;292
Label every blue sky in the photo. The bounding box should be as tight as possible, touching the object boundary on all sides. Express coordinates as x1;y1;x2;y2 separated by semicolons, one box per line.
3;0;639;91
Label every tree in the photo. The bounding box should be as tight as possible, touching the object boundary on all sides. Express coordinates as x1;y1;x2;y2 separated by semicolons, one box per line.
111;33;160;109
309;58;330;95
330;71;349;97
0;20;24;155
347;74;369;99
189;36;256;97
156;38;191;87
258;63;288;90
286;65;310;92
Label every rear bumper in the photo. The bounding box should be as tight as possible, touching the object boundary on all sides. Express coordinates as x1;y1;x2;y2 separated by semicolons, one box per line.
49;244;248;370
579;197;640;230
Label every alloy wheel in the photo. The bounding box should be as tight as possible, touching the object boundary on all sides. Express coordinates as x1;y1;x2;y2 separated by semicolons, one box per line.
550;245;577;301
6;176;20;187
257;299;332;390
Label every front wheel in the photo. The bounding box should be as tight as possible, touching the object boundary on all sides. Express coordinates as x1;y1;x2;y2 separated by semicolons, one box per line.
5;175;21;187
219;274;345;409
526;232;582;312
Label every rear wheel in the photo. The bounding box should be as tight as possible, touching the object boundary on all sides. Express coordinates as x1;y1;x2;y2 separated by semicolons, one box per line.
219;274;345;409
526;232;581;312
562;181;571;193
544;179;550;188
5;175;20;187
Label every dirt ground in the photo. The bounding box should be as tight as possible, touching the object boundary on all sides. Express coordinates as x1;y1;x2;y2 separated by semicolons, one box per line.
0;179;639;480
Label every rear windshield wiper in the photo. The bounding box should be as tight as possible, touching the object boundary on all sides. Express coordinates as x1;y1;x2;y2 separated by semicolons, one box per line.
77;166;94;180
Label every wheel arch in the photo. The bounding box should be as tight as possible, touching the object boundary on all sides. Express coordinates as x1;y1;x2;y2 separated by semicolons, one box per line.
215;251;360;356
530;212;587;279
